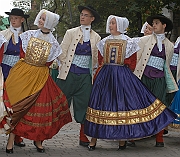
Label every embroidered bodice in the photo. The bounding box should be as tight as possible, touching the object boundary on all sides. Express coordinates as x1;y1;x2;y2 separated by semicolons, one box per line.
24;37;51;66
103;39;127;65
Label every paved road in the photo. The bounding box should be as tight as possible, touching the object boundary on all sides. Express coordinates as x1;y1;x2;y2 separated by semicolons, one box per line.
1;107;180;157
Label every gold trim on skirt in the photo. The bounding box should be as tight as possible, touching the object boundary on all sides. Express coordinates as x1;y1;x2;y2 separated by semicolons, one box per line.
169;123;180;129
86;99;166;125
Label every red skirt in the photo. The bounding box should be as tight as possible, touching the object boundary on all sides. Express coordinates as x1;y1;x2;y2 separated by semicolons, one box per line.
11;76;72;140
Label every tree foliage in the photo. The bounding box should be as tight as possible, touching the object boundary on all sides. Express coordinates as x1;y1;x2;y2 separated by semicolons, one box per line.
3;0;180;37
83;0;180;37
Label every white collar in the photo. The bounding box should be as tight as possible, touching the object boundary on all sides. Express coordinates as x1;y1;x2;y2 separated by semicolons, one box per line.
80;25;91;42
10;24;22;43
154;33;165;52
80;25;91;30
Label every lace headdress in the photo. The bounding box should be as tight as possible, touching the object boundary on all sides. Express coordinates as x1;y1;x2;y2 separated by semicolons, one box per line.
106;15;129;34
34;9;60;30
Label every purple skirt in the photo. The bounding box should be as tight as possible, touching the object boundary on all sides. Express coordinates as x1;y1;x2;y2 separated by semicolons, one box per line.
84;64;176;140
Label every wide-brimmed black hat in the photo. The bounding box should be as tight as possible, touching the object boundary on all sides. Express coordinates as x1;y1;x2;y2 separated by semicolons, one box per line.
5;8;29;19
146;14;173;32
78;5;100;23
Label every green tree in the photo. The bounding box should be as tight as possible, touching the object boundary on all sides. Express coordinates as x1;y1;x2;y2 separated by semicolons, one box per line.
11;0;85;37
10;0;180;37
84;0;179;37
0;17;9;31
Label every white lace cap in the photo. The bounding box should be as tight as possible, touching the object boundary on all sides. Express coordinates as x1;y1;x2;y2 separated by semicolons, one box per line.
140;22;148;33
106;15;129;34
34;9;60;30
174;37;180;48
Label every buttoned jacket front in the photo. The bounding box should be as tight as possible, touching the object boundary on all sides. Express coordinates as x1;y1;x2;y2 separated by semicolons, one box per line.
57;26;101;80
134;34;178;93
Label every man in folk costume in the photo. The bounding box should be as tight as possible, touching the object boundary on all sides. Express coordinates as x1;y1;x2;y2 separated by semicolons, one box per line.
0;8;29;147
134;14;178;147
56;5;101;147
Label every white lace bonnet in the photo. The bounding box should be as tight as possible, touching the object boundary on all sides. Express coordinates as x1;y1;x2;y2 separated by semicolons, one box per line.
34;9;60;30
140;22;148;33
106;15;129;34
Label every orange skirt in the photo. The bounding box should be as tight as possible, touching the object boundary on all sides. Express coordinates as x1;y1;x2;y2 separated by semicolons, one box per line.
3;60;72;140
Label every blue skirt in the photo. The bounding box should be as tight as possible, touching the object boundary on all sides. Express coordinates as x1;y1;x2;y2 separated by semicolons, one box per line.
84;64;176;140
169;83;180;130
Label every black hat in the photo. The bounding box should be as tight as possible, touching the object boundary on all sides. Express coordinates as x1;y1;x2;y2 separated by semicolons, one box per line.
146;14;173;32
78;5;100;23
5;8;29;19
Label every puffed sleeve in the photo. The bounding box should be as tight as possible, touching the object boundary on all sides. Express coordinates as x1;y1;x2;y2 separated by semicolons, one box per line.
20;43;25;59
93;50;104;82
124;52;137;71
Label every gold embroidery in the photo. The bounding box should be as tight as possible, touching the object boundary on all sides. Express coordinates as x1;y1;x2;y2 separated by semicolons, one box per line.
35;92;64;107
24;37;51;66
26;93;68;117
26;100;68;117
169;123;180;129
18;93;70;127
20;109;70;127
86;99;166;125
169;114;180;129
26;100;68;116
104;39;127;65
112;52;115;56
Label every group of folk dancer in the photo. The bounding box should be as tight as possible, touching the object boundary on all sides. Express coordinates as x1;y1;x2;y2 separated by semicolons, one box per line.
0;5;180;154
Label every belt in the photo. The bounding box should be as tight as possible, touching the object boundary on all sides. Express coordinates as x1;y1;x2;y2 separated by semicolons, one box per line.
170;53;179;67
146;56;165;71
72;54;91;69
2;54;19;67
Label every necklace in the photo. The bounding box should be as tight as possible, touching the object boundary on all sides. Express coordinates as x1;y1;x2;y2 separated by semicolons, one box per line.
41;30;50;34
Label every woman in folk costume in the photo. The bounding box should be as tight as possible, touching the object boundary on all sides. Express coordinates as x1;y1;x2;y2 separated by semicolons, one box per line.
3;9;72;154
133;21;154;44
142;22;154;36
169;37;180;131
0;34;10;134
84;15;177;151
